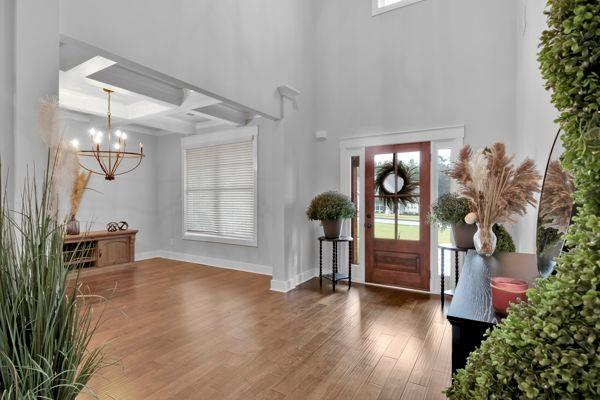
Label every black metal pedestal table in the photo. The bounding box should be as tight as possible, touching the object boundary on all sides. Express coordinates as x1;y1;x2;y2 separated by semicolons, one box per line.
439;243;469;308
318;236;353;292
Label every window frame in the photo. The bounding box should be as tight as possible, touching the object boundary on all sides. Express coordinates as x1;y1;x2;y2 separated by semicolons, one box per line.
371;0;425;16
181;126;259;247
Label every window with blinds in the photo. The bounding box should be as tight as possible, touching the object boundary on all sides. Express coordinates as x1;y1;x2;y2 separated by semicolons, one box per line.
182;127;258;246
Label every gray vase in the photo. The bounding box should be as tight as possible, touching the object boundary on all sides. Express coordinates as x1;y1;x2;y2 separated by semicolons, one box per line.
451;223;477;249
321;219;343;239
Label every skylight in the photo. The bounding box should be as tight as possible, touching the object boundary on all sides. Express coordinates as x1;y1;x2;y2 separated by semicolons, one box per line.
372;0;425;16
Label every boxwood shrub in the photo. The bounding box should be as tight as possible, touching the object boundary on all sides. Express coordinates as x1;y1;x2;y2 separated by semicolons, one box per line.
446;0;600;398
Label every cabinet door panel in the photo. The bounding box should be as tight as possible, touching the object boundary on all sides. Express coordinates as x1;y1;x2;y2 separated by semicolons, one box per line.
98;238;131;267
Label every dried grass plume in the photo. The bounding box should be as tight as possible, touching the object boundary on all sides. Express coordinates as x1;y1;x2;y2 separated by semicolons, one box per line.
448;142;542;228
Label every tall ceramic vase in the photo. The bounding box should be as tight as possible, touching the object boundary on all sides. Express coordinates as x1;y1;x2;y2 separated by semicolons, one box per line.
474;222;497;256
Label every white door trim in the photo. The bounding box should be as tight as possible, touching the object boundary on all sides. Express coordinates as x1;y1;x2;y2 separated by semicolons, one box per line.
339;125;464;293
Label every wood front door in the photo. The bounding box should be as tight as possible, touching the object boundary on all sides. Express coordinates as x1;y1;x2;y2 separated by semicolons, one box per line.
365;142;431;290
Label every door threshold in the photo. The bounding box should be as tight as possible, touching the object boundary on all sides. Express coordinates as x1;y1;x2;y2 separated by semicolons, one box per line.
365;281;432;295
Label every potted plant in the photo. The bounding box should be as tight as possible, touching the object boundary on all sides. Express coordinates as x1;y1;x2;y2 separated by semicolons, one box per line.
429;193;477;248
307;191;356;239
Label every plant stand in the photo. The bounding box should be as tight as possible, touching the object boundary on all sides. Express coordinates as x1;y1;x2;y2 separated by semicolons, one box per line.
439;243;469;308
319;236;353;292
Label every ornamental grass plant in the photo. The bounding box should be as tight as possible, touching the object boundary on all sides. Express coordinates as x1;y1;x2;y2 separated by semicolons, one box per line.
0;158;104;400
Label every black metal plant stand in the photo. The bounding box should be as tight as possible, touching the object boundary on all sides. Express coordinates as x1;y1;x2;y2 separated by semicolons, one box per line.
439;243;470;308
319;236;353;292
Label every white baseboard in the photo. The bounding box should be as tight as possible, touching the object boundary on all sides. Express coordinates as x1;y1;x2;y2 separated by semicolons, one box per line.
270;268;318;293
159;250;273;276
136;251;162;261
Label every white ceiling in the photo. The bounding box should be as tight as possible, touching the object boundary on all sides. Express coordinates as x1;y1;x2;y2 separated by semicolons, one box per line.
59;41;253;135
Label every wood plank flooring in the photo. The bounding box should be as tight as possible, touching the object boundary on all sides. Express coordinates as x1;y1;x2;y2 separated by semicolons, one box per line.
77;258;451;400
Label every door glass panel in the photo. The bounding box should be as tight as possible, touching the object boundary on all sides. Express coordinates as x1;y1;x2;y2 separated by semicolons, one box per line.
374;196;395;239
395;151;420;241
374;153;394;195
437;148;452;246
397;201;420;240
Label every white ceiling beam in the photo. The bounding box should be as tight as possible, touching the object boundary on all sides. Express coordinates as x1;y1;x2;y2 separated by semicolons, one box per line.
88;64;185;107
194;104;251;126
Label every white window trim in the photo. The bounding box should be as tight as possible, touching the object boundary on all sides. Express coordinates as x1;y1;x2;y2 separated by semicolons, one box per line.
339;125;464;293
372;0;426;16
181;126;259;247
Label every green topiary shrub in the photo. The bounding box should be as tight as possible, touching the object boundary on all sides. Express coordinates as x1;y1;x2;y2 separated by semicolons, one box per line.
447;0;600;398
306;191;356;221
428;193;472;229
493;224;516;254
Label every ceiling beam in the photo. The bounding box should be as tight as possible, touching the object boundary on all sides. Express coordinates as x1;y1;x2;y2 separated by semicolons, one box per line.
88;64;185;107
194;104;251;126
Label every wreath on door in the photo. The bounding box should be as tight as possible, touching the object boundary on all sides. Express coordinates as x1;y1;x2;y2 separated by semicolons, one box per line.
374;161;419;210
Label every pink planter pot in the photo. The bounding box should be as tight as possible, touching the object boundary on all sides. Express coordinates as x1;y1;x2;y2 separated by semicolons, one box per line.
491;277;528;315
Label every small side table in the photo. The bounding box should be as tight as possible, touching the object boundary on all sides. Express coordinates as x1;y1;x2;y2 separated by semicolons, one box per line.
439;243;470;308
319;236;353;292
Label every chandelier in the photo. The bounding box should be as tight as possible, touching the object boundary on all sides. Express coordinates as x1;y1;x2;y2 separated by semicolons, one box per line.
70;88;144;181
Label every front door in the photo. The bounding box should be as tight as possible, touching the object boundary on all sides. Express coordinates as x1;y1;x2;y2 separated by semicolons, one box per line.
365;142;431;290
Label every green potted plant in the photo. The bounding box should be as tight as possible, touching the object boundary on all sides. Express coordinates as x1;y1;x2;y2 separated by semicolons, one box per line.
307;191;356;238
429;193;477;248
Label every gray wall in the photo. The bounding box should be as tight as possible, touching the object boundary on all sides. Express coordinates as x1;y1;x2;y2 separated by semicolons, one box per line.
514;0;559;253
313;0;518;191
13;0;59;200
0;0;14;203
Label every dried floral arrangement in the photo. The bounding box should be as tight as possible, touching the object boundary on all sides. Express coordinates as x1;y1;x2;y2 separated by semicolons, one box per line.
449;143;541;227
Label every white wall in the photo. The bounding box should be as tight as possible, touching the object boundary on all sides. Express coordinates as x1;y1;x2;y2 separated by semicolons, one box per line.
13;0;59;200
61;117;160;255
0;0;14;203
313;0;518;192
514;0;559;253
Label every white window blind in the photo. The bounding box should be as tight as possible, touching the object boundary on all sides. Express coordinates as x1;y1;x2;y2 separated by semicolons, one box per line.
183;128;257;246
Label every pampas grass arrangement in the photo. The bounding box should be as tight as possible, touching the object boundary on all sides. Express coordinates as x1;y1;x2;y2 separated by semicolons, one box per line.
449;143;541;254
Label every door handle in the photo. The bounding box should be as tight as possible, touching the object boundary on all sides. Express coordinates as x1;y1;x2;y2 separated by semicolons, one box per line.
366;223;372;229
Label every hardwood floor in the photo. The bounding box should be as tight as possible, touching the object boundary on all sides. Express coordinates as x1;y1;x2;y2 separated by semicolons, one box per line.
78;258;452;400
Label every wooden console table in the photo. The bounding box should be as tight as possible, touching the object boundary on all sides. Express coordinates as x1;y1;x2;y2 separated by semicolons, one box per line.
446;250;538;373
63;230;138;269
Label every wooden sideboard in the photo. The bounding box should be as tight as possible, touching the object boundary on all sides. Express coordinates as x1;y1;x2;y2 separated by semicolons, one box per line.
63;230;138;269
446;250;538;373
